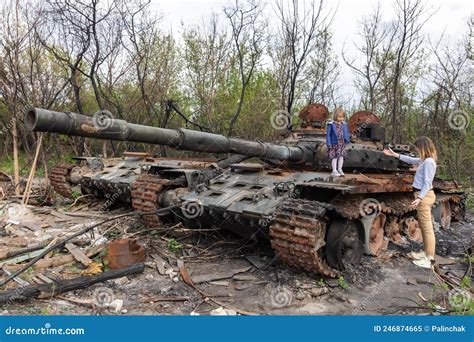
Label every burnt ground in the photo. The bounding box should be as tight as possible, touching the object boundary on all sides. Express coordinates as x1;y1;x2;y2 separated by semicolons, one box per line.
0;199;472;316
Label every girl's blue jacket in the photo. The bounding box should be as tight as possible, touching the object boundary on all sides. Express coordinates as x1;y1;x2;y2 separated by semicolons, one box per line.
326;120;350;146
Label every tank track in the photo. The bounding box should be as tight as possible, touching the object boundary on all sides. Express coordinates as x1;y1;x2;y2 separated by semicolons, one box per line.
269;192;464;276
269;198;336;277
131;174;170;229
50;163;78;199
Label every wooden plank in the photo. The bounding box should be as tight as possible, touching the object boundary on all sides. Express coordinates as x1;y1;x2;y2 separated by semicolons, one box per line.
65;243;92;267
34;244;103;269
59;211;106;218
36;273;54;284
49;210;74;220
151;254;166;275
0;248;48;267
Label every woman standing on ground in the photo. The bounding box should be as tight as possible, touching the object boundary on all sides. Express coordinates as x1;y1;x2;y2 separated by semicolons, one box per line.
383;137;438;269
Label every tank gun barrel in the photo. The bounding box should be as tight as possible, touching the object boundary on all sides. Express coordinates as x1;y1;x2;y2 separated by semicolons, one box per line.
26;108;306;162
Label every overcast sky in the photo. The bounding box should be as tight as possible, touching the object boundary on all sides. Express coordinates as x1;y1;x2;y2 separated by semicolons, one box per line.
150;0;472;104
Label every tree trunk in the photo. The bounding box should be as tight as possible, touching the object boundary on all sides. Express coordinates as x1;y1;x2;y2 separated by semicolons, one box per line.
12;118;20;196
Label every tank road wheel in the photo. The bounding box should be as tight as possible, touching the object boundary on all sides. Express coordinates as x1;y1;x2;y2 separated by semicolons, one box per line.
450;199;465;222
131;174;169;229
402;216;422;242
269;199;336;277
360;213;388;256
385;216;404;244
433;201;452;230
325;220;364;270
50;163;79;199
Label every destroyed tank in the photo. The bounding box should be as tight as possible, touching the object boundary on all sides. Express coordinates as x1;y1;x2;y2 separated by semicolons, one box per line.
26;106;465;276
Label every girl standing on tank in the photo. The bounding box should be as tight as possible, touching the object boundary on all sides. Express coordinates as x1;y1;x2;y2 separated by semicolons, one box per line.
326;107;350;177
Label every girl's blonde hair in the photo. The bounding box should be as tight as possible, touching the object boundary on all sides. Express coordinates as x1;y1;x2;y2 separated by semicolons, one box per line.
333;107;345;121
414;136;437;161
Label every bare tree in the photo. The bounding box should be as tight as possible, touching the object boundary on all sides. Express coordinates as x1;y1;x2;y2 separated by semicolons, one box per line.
0;0;67;193
182;15;232;132
420;31;472;181
120;0;180;156
0;0;29;194
121;0;178;123
272;0;327;113
37;0;96;155
224;0;265;135
342;3;396;113
306;25;340;107
388;0;432;142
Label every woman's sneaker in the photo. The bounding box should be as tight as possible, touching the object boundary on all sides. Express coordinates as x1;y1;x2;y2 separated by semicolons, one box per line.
407;250;426;260
412;256;434;269
331;171;341;177
337;169;345;176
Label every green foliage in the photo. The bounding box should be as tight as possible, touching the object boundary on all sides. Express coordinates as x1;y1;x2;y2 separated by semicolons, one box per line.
71;191;82;200
318;278;325;286
460;276;472;289
102;259;110;272
167;238;183;252
338;276;349;290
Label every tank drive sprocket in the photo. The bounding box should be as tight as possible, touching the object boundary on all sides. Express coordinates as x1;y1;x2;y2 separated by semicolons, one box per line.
50;163;78;199
131;174;171;229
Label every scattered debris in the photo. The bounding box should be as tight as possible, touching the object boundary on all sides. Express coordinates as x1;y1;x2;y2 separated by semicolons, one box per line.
309;287;329;298
191;266;252;284
113;277;129;286
151;254;167;275
107;299;124;312
209;280;230;287
210;307;238;316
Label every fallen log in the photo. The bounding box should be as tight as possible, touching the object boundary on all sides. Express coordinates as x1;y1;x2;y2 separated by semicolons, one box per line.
0;263;144;305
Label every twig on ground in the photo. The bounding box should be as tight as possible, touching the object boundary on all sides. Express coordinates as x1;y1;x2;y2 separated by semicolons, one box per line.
178;260;257;316
68;194;94;209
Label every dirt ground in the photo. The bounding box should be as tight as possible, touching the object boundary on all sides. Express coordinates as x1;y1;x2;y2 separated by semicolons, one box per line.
0;196;472;316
